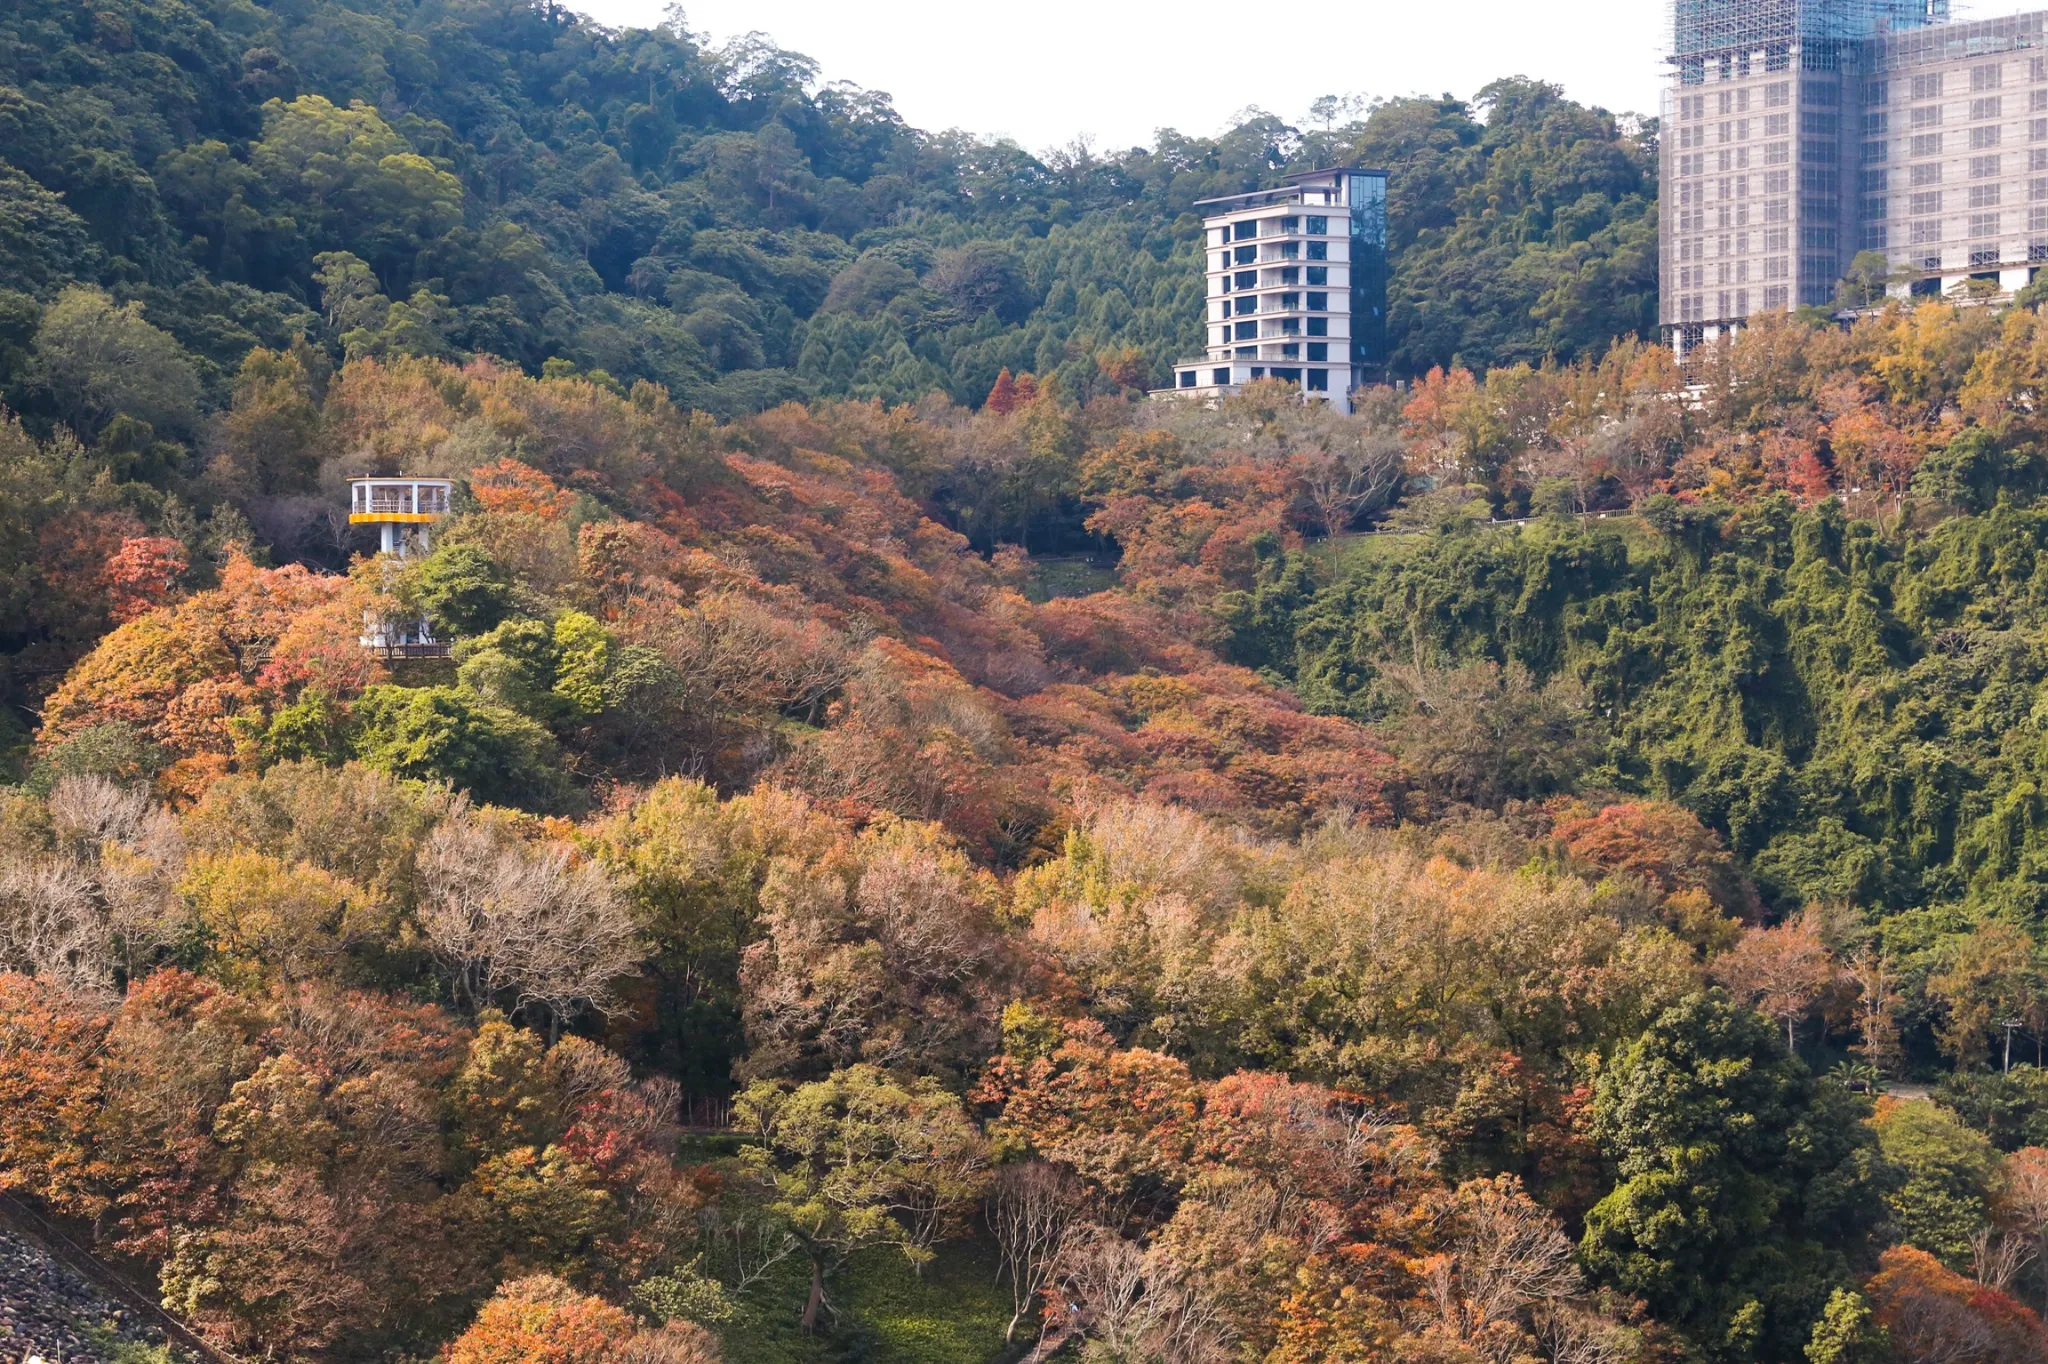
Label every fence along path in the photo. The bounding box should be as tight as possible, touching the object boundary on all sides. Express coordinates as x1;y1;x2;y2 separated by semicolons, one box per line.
0;1191;241;1364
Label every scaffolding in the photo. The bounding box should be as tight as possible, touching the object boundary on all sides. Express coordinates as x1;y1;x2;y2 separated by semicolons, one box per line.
1668;0;1950;80
1870;8;2048;70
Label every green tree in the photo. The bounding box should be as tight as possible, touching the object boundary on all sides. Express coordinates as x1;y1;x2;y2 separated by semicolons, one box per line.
1803;1288;1888;1364
250;96;462;285
407;544;516;639
28;286;201;443
735;1065;987;1331
1580;992;1888;1364
348;684;564;811
1871;1100;2001;1269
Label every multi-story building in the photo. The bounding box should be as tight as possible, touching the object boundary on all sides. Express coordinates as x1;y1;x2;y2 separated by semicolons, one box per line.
1166;167;1388;413
1662;0;2048;353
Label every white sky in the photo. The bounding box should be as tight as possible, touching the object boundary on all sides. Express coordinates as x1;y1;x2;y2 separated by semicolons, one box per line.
578;0;2044;151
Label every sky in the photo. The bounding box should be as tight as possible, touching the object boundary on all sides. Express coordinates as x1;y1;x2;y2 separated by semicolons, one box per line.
577;0;2046;151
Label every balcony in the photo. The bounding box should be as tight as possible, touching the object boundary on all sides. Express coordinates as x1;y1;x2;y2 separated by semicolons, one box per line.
349;478;454;523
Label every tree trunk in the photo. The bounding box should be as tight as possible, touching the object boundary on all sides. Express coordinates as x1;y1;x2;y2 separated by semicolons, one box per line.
800;1257;825;1333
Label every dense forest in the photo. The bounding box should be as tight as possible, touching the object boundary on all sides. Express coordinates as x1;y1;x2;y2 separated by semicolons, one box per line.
8;4;2048;1364
0;0;1657;429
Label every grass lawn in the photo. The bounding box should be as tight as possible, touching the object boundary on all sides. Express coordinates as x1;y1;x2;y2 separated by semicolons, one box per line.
717;1235;1013;1364
1318;511;1648;576
1022;555;1118;603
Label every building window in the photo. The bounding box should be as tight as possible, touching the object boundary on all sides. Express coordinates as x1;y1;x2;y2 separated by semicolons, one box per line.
1306;291;1327;310
1305;242;1326;260
1233;246;1255;265
1972;127;2002;150
1801;226;1838;249
1305;266;1326;285
1861;169;1889;193
1765;228;1789;251
1766;199;1789;222
1862;224;1888;249
1911;134;1942;158
1233;222;1255;241
1801;111;1838;135
1766;142;1790;166
1280;343;1299;358
1972;97;2003;121
2034;242;2048;262
1306;317;1327;336
1973;63;2003;92
1910;162;1942;186
1971;213;2001;237
1971;184;2003;208
1971;245;2000;265
1178;370;1196;389
1766;113;1790;137
1910;191;1942;215
1910;105;1941;129
2035;57;2047;81
2036;119;2048;140
1972;154;2002;177
1233;321;1256;340
1765;257;1788;279
1234;297;1256;315
1306;369;1328;392
1279;266;1299;285
2034;90;2048;113
1212;368;1229;385
1234;270;1255;289
1278;216;1298;233
1862;141;1888;163
1862;196;1887;220
1766;81;1791;107
1306;342;1328;362
2033;207;2048;231
1803;139;1837;164
1866;80;1890;105
1864;110;1889;136
1764;285;1789;309
1910;220;1942;243
1305;215;1327;234
1279;292;1300;310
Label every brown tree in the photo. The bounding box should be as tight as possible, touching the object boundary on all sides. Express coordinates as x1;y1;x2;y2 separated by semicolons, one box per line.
1712;914;1837;1050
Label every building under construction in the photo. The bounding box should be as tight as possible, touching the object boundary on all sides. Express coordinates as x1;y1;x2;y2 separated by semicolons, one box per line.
1662;0;2048;352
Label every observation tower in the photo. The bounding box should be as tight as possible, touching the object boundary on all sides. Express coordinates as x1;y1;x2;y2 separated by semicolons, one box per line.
349;476;455;658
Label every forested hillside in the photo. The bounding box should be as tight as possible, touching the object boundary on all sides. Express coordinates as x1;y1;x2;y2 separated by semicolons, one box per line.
11;4;2048;1364
0;0;1656;431
5;292;2048;1363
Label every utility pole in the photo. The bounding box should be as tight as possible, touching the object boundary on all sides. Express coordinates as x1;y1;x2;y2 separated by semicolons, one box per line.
1998;1017;2023;1073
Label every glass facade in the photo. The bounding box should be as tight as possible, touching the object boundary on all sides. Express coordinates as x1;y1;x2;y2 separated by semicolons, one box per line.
1346;171;1389;373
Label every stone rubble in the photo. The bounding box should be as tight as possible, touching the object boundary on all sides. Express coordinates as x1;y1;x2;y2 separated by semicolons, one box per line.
0;1225;183;1363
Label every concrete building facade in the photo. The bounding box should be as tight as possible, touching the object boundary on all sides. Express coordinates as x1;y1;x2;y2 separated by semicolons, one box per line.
1167;167;1388;413
1662;0;2048;353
